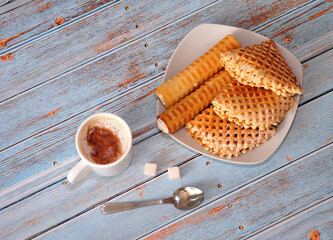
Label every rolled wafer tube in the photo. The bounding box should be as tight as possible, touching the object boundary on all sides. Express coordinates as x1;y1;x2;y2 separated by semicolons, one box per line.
157;70;236;134
155;35;241;109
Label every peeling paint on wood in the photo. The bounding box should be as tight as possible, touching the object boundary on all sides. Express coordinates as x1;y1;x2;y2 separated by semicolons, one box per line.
250;198;332;239
36;2;52;12
1;53;14;61
310;230;320;240
0;0;332;239
145;204;227;240
1;93;331;239
136;186;145;198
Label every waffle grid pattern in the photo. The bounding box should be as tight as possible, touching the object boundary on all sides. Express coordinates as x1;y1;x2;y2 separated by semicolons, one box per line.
212;85;295;130
220;40;302;96
186;106;276;158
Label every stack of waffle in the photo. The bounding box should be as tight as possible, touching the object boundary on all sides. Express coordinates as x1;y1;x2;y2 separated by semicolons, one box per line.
186;40;302;158
156;37;302;159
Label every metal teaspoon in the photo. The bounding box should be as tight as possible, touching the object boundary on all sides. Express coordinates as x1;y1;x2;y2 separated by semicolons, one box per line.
100;186;204;214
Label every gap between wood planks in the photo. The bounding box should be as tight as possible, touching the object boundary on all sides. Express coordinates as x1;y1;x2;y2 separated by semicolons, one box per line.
246;196;333;239
0;42;331;153
0;0;221;104
0;0;330;223
249;0;318;33
0;0;316;105
29;142;332;240
136;143;333;240
0;0;329;151
0;46;331;208
0;0;33;15
0;71;163;153
0;36;331;211
0;0;120;53
298;48;333;107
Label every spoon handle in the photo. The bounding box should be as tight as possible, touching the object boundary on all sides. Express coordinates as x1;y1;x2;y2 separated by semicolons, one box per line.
100;198;173;214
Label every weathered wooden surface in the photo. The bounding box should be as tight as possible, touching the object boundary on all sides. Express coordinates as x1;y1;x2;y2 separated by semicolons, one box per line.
1;17;332;212
1;46;331;209
1;91;332;239
40;145;333;239
249;197;333;240
0;0;332;239
1;0;331;149
140;146;333;240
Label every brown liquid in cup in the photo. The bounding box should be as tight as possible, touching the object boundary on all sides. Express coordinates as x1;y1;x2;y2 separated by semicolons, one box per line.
87;126;123;164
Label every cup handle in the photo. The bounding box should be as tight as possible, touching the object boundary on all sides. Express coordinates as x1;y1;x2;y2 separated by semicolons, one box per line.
67;160;93;184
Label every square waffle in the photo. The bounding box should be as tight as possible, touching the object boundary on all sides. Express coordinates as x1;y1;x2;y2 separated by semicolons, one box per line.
186;106;276;158
212;85;295;130
220;40;303;96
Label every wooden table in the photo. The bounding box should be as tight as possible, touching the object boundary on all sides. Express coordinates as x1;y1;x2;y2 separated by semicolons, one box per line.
0;0;332;239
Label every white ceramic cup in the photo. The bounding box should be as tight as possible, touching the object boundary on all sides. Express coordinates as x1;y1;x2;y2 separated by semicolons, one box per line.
67;113;133;184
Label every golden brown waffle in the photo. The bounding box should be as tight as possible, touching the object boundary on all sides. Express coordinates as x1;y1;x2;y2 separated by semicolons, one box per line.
220;40;302;96
156;35;241;108
212;85;295;130
186;106;276;158
157;70;237;134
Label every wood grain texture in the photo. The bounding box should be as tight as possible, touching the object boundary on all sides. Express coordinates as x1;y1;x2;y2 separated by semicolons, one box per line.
293;30;333;62
0;44;331;208
300;49;333;104
255;0;333;57
140;146;332;240
0;0;317;103
0;0;35;14
0;0;117;49
0;79;160;207
249;198;333;240
0;0;311;53
38;144;333;240
1;0;330;150
0;1;332;239
0;22;331;207
0;0;217;101
1;92;332;239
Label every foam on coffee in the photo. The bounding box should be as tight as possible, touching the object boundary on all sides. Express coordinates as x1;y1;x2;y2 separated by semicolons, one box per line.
78;116;129;164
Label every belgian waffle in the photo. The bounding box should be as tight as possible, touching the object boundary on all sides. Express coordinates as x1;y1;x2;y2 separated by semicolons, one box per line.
212;85;295;130
186;106;276;158
220;40;302;96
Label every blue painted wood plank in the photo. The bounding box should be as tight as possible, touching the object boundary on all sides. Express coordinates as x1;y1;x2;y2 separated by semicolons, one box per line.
0;0;311;53
0;92;332;239
249;198;333;240
0;79;161;207
300;49;333;104
0;0;117;48
139;146;333;240
0;1;331;238
0;46;331;208
0;0;322;104
293;30;333;62
255;0;333;48
0;0;34;14
0;0;331;150
38;144;333;239
0;0;217;101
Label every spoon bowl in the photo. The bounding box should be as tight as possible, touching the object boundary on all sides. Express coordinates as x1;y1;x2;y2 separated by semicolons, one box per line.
172;187;204;210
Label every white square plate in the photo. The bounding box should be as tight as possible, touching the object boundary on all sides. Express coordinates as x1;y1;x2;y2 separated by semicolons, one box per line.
156;24;302;164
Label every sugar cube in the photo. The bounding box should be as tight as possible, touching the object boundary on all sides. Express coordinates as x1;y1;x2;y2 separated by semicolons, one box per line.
144;163;157;176
168;167;181;180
